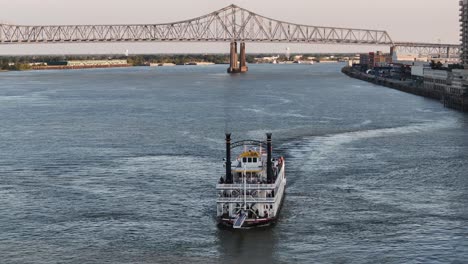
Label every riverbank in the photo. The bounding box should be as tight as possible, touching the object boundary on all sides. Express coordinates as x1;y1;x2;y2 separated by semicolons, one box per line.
342;66;468;112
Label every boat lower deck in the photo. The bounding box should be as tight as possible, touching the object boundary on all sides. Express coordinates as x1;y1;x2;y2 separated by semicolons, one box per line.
218;216;277;228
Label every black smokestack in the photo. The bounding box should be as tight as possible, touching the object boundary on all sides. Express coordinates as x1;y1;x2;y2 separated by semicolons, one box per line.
226;133;232;183
266;133;273;183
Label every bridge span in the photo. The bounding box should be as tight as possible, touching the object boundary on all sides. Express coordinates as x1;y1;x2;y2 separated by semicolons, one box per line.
0;5;460;73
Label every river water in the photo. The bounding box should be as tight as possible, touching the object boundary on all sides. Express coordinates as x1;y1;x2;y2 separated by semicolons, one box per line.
1;64;467;263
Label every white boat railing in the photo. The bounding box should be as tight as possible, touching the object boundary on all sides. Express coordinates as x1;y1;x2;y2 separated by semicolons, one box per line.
216;197;276;203
216;183;276;190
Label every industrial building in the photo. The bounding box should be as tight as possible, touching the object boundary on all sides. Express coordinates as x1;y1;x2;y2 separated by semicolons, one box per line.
359;51;392;69
449;69;468;96
423;69;451;95
422;68;468;111
444;69;468;110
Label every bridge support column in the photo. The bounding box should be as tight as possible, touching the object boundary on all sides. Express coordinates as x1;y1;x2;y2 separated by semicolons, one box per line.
228;41;239;73
447;47;451;59
227;41;248;73
239;42;248;73
390;46;396;61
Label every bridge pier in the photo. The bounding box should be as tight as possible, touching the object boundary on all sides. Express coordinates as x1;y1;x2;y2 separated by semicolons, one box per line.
239;42;248;72
228;41;238;73
227;41;248;74
390;46;395;57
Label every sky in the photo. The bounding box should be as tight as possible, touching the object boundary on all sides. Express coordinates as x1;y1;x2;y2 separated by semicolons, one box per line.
0;0;460;55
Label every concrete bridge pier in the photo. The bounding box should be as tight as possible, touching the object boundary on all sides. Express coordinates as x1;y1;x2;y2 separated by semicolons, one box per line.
228;41;238;73
239;42;248;73
227;41;248;73
390;46;395;57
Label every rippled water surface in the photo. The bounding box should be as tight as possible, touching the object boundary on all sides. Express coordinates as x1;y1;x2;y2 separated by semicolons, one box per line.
1;64;467;263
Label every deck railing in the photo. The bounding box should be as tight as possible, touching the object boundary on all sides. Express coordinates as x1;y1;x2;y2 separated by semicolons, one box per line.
216;183;276;190
217;197;277;203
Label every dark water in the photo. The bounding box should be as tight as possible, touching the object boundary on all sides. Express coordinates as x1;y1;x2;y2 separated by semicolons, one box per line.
1;64;467;264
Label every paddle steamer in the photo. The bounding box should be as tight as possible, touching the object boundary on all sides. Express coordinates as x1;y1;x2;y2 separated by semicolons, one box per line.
216;133;286;228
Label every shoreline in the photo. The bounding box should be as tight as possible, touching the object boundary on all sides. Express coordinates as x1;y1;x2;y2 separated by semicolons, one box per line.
342;67;468;113
31;64;132;71
1;62;324;72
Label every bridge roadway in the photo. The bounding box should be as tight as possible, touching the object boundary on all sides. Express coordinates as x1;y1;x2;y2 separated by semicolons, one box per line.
0;5;460;73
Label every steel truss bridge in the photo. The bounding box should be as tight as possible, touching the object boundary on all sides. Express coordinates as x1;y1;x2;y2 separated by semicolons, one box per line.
0;4;460;58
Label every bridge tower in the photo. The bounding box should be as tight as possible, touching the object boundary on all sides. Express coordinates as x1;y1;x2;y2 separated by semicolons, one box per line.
227;41;248;74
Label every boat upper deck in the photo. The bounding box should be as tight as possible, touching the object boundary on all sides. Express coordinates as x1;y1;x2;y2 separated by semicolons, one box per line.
217;148;284;189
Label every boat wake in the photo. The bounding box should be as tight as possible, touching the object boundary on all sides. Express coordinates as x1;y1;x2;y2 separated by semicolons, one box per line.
284;118;459;180
242;107;309;119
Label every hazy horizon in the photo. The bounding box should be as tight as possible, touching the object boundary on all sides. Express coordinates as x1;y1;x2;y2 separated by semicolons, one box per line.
0;0;460;55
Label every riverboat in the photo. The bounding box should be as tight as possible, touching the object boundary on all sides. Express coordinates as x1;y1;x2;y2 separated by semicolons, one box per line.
216;133;286;228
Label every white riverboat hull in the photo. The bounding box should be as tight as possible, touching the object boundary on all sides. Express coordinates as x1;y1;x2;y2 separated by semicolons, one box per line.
216;160;286;229
218;182;286;228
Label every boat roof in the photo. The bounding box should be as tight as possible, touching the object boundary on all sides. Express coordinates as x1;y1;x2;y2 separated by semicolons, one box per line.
238;150;261;158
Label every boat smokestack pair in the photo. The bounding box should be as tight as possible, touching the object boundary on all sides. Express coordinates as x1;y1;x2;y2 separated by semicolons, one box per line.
267;133;273;183
225;133;273;183
225;133;232;183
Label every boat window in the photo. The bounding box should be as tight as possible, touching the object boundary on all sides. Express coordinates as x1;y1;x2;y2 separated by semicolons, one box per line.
243;157;247;163
253;158;257;163
248;157;252;163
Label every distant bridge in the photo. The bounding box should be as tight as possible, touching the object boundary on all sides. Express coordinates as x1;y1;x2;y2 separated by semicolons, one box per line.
0;5;460;72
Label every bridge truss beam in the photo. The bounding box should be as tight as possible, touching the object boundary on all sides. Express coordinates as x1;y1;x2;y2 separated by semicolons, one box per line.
0;5;394;45
393;42;461;58
0;4;459;59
